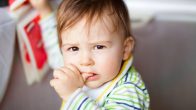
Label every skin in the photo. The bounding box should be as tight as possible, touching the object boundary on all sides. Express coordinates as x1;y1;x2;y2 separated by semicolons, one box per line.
29;0;52;18
50;16;134;101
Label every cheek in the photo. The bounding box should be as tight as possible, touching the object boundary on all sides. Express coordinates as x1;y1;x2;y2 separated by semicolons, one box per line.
95;52;123;76
97;58;122;81
63;54;78;65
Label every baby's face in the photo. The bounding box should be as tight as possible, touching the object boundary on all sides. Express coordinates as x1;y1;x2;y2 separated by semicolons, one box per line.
60;17;130;88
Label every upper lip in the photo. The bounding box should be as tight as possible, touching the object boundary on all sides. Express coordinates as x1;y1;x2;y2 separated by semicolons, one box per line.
81;72;95;74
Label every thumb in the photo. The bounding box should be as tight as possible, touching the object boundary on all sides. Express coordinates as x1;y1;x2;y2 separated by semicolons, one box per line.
81;73;93;82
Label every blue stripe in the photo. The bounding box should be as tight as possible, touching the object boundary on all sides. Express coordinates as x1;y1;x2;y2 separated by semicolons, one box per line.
116;102;141;110
77;97;88;110
124;82;146;91
125;73;129;82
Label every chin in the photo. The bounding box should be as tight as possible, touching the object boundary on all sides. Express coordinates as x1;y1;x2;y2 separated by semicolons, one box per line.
85;83;103;89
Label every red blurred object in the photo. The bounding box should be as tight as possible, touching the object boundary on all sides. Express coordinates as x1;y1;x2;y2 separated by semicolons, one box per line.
9;0;29;11
9;0;29;5
24;16;47;69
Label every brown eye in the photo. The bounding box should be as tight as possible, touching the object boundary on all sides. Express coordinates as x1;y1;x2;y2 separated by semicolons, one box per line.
94;45;106;50
68;47;79;51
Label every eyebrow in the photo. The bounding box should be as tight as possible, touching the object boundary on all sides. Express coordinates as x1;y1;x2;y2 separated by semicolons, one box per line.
62;40;112;47
90;41;112;45
62;43;79;48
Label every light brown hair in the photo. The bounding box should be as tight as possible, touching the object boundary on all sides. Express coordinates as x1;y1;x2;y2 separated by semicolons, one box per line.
57;0;133;46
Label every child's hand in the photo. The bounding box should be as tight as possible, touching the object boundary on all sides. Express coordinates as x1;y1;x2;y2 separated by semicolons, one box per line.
50;64;85;101
29;0;52;18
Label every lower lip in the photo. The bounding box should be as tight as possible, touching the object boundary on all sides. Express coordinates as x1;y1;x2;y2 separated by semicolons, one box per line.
87;74;99;81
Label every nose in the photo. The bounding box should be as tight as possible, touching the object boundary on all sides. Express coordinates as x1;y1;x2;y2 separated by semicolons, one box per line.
79;51;94;66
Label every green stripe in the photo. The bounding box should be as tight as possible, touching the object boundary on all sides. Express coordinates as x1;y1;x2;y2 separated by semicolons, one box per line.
72;93;86;109
83;99;92;109
107;95;141;107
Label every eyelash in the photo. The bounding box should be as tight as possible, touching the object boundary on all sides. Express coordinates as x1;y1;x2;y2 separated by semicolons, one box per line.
67;47;79;51
94;45;106;50
67;45;106;52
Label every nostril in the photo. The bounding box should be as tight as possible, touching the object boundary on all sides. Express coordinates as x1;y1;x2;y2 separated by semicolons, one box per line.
80;58;94;66
79;51;94;66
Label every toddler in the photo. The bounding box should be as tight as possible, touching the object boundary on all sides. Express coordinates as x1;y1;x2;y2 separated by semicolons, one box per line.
50;0;150;109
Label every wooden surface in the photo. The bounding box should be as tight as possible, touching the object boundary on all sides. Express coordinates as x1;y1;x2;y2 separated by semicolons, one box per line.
0;19;196;110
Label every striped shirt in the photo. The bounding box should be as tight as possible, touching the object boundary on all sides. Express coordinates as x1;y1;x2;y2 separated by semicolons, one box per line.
61;58;150;110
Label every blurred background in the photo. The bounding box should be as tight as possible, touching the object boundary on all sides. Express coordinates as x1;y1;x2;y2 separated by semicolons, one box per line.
0;0;196;110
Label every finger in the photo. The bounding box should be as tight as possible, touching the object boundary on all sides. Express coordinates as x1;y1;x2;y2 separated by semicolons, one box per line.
53;69;67;80
56;66;79;83
66;64;85;83
50;78;65;89
82;73;94;82
50;78;57;87
59;64;80;78
50;79;63;93
66;64;81;76
58;66;74;76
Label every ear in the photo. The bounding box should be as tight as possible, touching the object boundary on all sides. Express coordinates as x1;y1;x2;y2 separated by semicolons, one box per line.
123;37;135;60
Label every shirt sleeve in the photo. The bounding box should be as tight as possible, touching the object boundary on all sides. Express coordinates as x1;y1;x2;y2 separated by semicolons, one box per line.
61;88;100;110
62;83;149;110
103;83;150;110
39;12;64;69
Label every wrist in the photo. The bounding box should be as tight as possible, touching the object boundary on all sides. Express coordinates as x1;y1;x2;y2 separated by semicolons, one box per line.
62;88;82;101
61;88;84;109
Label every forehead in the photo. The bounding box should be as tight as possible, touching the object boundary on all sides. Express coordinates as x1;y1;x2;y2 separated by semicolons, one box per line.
61;16;121;42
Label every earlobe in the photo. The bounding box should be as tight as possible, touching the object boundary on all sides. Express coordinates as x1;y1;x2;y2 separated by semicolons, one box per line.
123;37;134;60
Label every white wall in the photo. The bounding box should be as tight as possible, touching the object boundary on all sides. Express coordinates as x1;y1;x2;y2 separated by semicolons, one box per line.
124;0;196;22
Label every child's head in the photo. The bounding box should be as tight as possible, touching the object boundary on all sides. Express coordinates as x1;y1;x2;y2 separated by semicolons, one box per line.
57;0;134;88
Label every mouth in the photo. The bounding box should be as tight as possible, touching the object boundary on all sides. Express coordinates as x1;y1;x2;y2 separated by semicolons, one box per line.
87;73;98;81
82;72;99;81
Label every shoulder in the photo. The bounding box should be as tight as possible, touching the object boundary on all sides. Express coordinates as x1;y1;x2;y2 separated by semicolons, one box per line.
117;66;147;91
105;66;150;109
